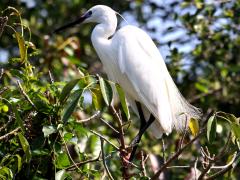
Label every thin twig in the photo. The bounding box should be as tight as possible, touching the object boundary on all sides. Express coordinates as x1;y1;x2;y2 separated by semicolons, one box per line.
100;118;119;134
189;88;221;103
0;116;14;132
206;151;240;180
76;111;100;123
17;80;36;109
178;115;188;152
198;132;232;179
110;105;125;149
194;158;199;180
162;138;166;163
66;152;101;171
100;137;114;180
48;70;54;84
151;129;205;180
90;130;119;151
141;151;147;176
167;165;190;169
59;132;81;172
0;127;21;141
0;87;8;95
0;68;4;79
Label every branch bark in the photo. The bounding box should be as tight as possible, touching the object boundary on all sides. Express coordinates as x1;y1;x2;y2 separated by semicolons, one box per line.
151;130;205;180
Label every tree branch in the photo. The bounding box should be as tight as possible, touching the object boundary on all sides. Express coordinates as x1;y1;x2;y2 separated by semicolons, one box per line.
90;130;119;151
0;127;21;141
151;129;205;180
100;137;114;180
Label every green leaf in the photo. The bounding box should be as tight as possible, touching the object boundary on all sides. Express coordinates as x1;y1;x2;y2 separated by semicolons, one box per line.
11;103;25;132
231;123;240;139
15;32;26;63
195;82;208;93
56;153;70;168
42;125;57;137
207;115;217;143
98;76;113;106
18;133;31;163
0;167;13;179
63;132;73;142
62;89;82;124
15;154;22;173
91;85;104;110
59;79;80;105
217;112;238;123
116;83;130;119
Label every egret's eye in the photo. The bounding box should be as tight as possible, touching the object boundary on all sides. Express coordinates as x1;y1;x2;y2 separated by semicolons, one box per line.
88;11;92;16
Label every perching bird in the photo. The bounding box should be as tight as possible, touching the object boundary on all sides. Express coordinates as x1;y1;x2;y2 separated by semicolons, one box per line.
54;5;201;160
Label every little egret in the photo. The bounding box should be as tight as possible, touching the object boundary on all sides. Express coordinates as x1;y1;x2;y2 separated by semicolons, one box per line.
54;5;202;160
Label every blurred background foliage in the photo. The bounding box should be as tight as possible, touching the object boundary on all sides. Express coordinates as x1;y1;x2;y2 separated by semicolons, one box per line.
0;0;240;179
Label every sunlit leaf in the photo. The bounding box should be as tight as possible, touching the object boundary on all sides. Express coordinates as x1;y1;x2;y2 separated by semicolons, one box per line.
91;85;104;110
231;123;240;139
15;154;22;173
62;89;82;124
116;83;130;120
207;115;217;143
42;125;57;137
98;76;113;106
217;112;238;123
0;167;13;179
15;32;26;63
189;118;199;137
56;153;70;168
63;132;73;142
59;78;80;105
18;133;31;163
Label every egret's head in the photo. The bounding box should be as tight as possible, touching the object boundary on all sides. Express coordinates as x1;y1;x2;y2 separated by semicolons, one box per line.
84;5;116;24
54;5;116;33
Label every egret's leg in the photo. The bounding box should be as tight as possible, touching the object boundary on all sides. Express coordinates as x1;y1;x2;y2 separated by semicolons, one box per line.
129;102;155;161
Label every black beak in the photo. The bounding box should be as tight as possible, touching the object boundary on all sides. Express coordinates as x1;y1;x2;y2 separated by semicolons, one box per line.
53;15;87;33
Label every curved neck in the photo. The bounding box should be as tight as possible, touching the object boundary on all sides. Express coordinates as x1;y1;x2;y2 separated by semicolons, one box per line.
91;14;117;49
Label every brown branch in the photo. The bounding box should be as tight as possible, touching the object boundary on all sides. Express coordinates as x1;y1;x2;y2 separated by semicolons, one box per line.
100;137;114;180
0;87;8;95
151;129;205;180
0;127;21;141
198;132;232;179
110;105;125;149
206;151;240;180
0;116;14;132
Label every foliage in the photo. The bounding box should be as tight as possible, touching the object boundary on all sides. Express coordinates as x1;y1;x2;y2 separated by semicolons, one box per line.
0;1;240;179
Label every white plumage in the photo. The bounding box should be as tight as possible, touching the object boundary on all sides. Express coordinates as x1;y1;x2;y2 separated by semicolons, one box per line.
58;5;202;138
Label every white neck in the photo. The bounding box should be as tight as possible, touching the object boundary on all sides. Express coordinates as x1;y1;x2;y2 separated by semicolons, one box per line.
91;15;117;51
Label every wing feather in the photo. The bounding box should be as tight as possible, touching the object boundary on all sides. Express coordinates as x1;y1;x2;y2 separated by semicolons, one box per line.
114;25;201;134
116;26;173;133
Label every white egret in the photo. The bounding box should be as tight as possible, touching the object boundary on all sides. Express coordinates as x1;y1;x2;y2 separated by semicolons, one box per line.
54;5;201;160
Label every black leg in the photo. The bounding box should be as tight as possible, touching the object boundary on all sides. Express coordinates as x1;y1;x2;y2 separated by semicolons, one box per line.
129;102;155;162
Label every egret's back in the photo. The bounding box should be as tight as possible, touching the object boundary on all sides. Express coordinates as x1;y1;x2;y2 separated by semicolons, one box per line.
111;25;202;137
